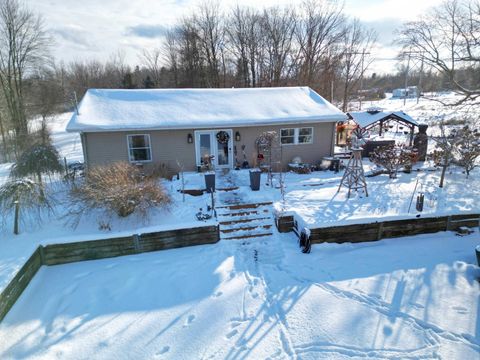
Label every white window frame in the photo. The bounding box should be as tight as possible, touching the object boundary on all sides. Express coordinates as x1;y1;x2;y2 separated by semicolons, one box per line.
127;134;152;163
280;127;314;145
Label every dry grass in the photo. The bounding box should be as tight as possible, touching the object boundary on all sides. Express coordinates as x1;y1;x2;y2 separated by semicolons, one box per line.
72;162;170;219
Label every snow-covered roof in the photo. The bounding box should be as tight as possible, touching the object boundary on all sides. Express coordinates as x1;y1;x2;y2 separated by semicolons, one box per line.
347;110;418;129
66;87;347;132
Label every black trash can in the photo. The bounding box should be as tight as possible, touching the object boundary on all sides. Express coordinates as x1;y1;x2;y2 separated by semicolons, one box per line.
249;169;261;191
204;172;215;193
476;245;480;267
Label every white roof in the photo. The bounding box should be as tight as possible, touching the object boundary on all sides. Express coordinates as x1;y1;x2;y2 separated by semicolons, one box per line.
66;87;347;132
348;110;418;129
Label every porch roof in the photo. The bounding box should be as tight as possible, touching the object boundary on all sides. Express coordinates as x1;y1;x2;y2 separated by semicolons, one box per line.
66;87;347;132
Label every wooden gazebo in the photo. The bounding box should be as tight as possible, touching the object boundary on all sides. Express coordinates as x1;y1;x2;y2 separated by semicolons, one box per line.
347;109;419;146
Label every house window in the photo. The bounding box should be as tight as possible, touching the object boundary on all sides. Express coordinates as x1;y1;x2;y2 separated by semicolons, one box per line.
281;127;314;145
127;134;152;162
298;127;313;144
281;128;295;144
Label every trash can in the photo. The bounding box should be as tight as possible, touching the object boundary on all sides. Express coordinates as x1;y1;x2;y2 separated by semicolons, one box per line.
204;172;215;193
249;169;261;191
476;245;480;267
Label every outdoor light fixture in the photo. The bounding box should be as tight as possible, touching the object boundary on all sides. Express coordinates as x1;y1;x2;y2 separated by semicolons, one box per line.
235;131;241;142
187;133;193;143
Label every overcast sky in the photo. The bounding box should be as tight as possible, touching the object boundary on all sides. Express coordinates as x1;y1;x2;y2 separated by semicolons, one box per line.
28;0;444;75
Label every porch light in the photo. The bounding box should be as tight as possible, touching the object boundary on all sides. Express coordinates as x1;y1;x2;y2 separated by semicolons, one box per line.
235;131;241;142
187;133;193;143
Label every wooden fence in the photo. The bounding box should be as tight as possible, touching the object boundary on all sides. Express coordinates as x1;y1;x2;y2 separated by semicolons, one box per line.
276;213;480;244
0;225;219;322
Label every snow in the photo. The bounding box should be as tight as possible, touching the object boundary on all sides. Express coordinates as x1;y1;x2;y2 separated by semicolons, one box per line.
0;231;478;359
66;87;347;132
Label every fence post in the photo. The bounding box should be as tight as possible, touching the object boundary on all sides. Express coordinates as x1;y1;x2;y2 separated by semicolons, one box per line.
377;222;384;240
446;216;452;231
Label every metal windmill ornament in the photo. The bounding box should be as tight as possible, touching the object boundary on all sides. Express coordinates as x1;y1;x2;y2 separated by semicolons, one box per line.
337;127;369;198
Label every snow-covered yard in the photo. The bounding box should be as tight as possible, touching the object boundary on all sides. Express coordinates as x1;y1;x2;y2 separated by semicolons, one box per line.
0;231;479;359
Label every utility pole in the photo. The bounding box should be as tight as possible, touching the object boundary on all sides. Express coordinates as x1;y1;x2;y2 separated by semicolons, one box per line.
404;52;411;106
417;55;424;104
344;49;370;111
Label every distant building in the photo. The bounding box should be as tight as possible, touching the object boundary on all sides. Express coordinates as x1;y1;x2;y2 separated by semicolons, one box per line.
392;86;418;99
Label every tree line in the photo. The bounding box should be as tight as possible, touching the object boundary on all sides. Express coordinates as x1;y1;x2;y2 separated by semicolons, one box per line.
0;0;479;162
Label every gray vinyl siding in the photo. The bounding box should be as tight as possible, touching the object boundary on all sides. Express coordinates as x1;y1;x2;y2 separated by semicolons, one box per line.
82;121;336;173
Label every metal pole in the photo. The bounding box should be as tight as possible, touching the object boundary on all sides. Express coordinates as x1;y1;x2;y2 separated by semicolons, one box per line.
404;53;411;106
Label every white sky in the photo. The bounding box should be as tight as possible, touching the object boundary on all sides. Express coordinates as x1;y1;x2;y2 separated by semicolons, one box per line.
28;0;444;75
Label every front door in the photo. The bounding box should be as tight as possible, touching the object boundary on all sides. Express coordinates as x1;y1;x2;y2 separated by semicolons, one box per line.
195;129;233;169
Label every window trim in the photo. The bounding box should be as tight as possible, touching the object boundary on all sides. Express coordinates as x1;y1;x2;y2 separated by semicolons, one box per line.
127;134;152;163
280;127;314;145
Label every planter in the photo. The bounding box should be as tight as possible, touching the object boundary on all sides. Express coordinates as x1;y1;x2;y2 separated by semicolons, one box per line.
204;172;215;193
249;169;261;191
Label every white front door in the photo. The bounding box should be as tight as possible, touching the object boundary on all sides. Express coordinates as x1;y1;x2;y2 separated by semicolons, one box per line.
195;129;233;169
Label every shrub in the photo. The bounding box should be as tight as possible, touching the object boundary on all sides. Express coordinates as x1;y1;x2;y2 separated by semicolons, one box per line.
71;162;170;219
370;144;417;178
0;179;50;234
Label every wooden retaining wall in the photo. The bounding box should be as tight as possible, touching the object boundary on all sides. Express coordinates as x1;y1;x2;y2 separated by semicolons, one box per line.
0;247;43;321
276;213;480;244
0;225;219;322
276;215;295;233
309;214;480;244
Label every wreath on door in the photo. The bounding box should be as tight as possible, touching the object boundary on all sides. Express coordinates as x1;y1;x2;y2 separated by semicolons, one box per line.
216;131;230;144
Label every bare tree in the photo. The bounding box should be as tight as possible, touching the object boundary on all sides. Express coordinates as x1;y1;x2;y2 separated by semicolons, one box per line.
0;0;50;153
296;0;345;88
340;19;376;111
194;1;224;87
398;0;480;104
260;6;297;86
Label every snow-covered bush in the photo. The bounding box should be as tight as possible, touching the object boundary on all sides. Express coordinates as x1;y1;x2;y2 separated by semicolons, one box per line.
0;178;50;234
70;162;170;220
370;144;417;179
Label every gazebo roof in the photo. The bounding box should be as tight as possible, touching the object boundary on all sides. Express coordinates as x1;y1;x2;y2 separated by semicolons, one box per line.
347;110;418;130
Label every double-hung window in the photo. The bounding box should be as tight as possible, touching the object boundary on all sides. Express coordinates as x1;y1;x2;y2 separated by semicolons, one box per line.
127;134;152;162
280;127;313;145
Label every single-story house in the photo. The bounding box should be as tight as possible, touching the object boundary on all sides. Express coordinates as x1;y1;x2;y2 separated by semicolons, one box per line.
66;87;347;173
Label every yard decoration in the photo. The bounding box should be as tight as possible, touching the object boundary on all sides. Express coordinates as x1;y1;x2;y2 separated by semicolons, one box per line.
255;131;281;186
338;128;368;198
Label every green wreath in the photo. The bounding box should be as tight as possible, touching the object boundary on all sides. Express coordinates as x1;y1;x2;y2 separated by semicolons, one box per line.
216;131;230;144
